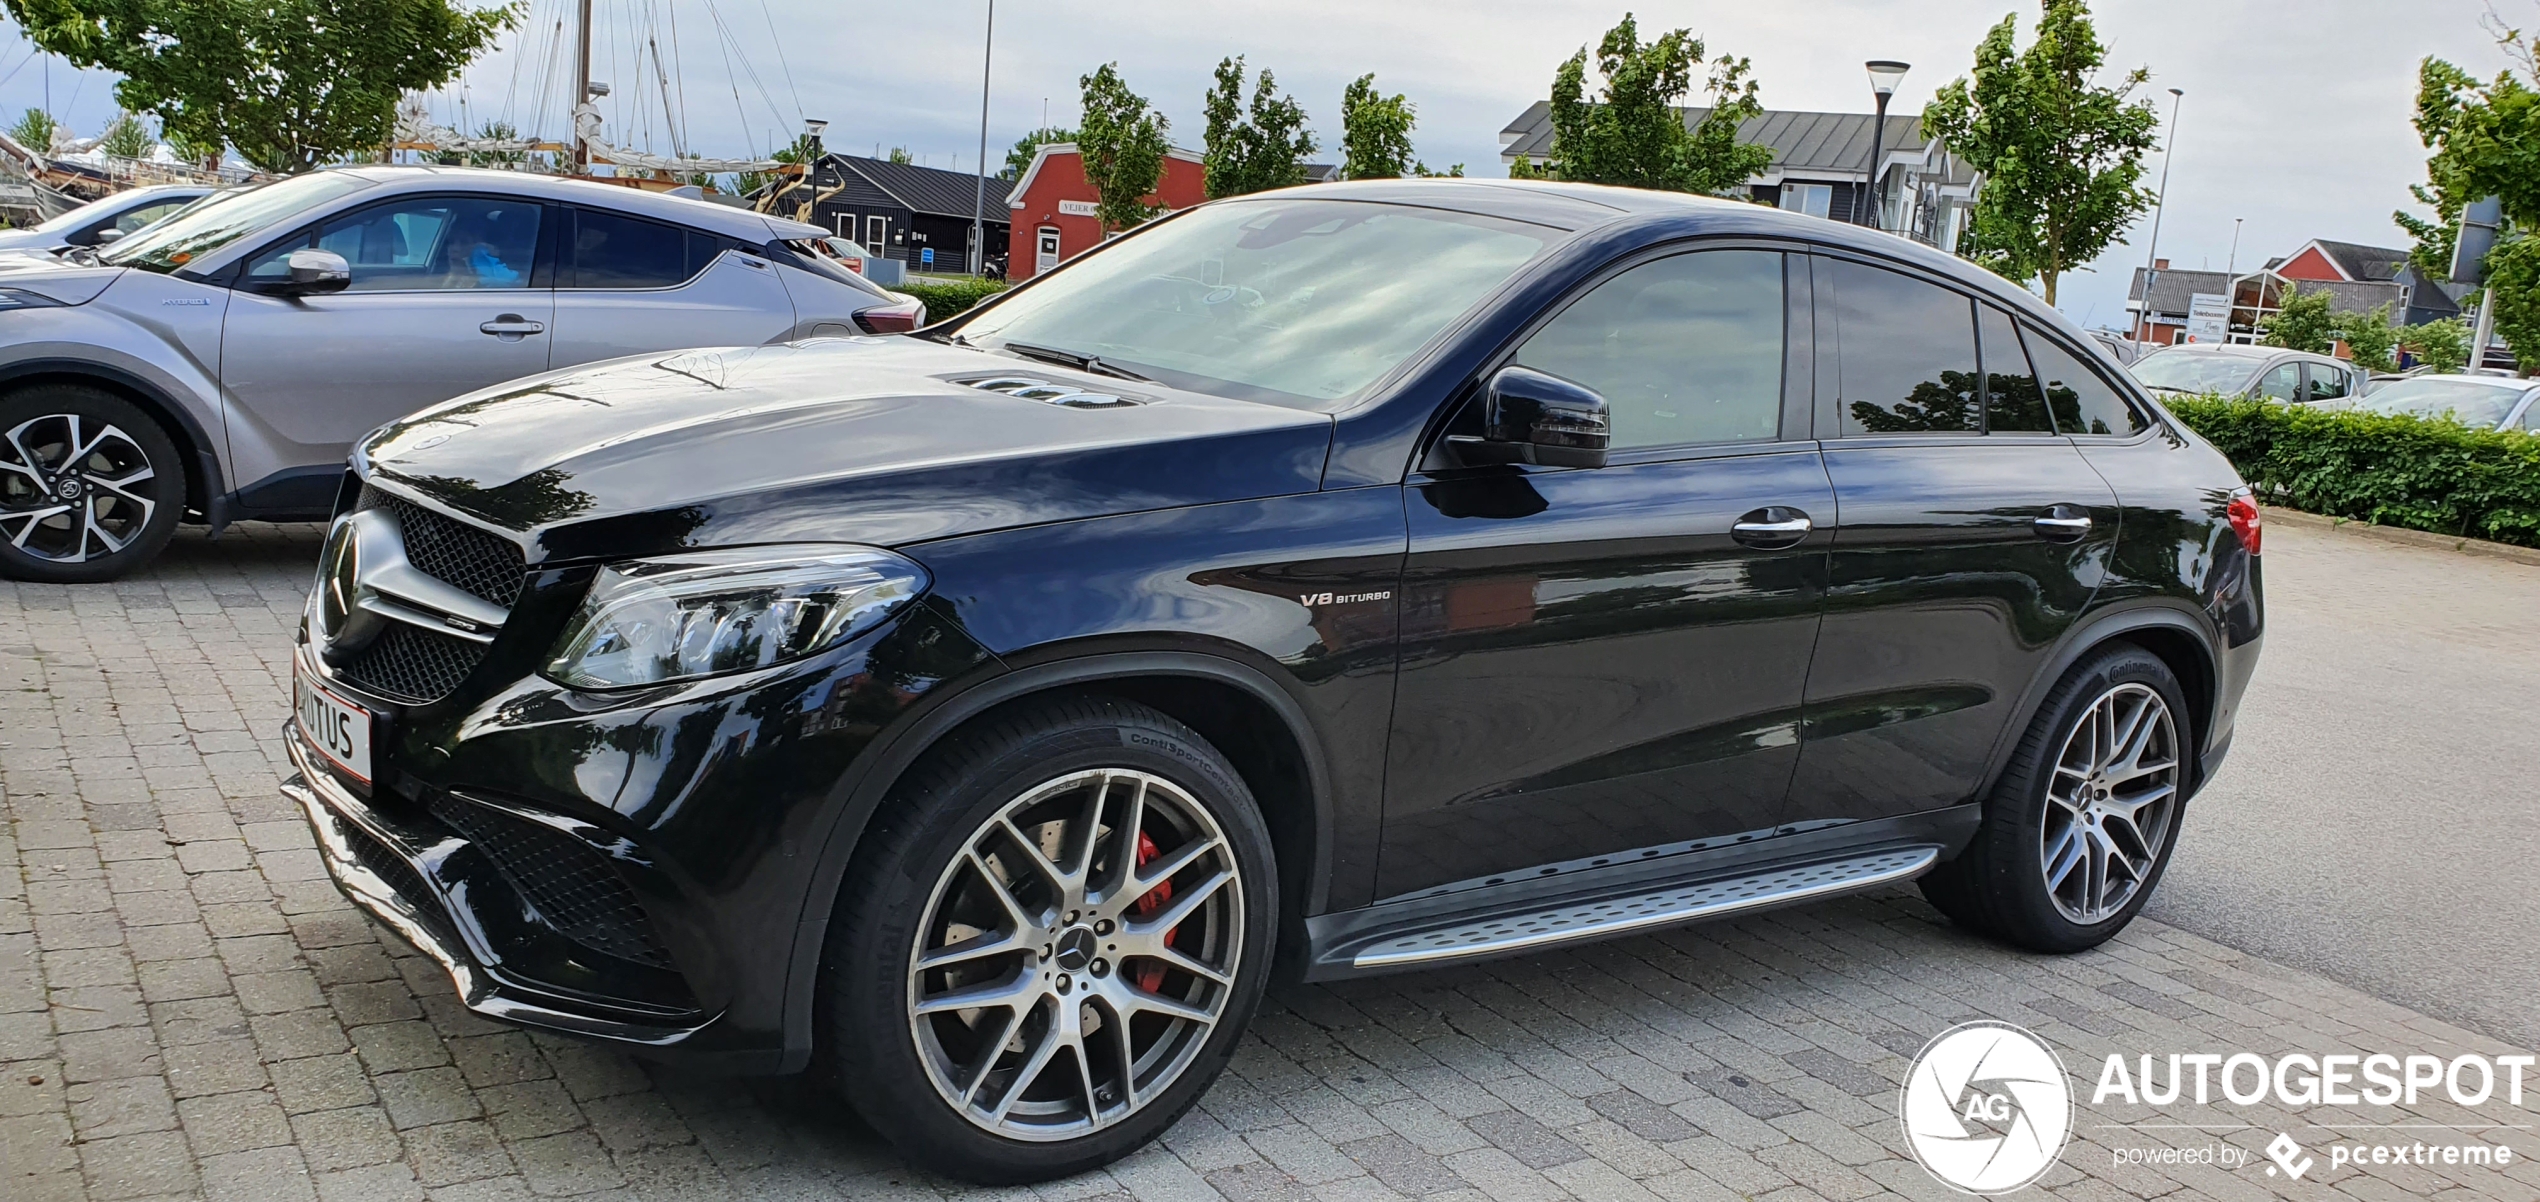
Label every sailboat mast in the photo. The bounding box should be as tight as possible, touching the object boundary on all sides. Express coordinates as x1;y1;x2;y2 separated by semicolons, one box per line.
573;0;594;171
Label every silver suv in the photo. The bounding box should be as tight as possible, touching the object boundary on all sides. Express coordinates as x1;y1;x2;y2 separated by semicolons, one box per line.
0;166;920;581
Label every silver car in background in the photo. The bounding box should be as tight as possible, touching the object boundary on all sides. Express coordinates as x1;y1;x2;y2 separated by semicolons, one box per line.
0;166;921;581
0;183;215;257
2352;374;2540;432
2128;343;2368;406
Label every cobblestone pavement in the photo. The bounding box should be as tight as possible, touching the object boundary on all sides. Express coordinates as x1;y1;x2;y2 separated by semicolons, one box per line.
5;523;2535;1202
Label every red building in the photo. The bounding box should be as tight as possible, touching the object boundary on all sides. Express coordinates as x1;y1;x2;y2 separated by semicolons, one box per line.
1003;143;1207;280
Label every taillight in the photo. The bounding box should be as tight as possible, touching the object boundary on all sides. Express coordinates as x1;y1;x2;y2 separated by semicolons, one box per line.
2226;491;2262;555
854;306;919;334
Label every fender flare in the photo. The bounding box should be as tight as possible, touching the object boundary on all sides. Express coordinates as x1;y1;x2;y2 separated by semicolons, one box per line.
773;647;1338;1068
1975;599;2222;803
0;357;228;529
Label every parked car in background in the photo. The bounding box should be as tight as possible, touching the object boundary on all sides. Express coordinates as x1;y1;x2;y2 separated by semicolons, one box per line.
0;183;216;256
0;165;920;582
804;235;925;328
281;180;2264;1183
2353;373;2540;432
2089;330;2149;364
2129;343;2367;405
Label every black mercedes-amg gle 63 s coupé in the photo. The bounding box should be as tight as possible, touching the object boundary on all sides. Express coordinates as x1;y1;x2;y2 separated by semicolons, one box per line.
284;179;2263;1182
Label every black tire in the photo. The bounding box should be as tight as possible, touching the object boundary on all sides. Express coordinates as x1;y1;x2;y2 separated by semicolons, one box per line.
0;384;187;583
1920;643;2192;953
820;694;1279;1184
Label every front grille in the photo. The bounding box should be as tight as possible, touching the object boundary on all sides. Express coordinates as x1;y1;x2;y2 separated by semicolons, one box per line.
335;623;484;705
357;486;526;608
329;485;527;705
345;823;436;912
428;797;675;970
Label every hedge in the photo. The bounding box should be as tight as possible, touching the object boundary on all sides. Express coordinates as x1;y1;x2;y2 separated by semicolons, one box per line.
897;277;1010;323
2162;394;2540;548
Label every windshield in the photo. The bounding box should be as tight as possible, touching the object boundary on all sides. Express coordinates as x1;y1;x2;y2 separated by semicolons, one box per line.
2129;351;2261;393
101;172;375;273
2360;378;2528;427
951;198;1555;408
30;192;169;234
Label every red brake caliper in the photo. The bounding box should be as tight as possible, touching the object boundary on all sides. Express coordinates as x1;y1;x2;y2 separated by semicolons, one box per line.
1130;831;1175;993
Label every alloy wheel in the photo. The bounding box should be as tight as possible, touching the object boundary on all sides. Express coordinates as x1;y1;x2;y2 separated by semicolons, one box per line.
907;768;1243;1142
2039;682;2180;924
0;413;161;563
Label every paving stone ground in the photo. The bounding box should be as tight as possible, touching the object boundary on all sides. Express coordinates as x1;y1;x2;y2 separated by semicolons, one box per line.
4;523;2535;1202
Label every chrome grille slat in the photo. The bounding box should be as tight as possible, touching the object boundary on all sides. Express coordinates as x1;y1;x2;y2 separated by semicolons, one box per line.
327;485;526;704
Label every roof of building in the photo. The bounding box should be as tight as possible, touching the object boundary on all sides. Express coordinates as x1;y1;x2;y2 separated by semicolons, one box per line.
823;153;1013;220
1498;101;1977;185
2126;267;2236;316
2305;239;2415;282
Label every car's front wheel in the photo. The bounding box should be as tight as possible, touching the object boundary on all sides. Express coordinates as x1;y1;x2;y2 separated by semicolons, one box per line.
0;384;187;583
1920;644;2190;953
822;695;1277;1183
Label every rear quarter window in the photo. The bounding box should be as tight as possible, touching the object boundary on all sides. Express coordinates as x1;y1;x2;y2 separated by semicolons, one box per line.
2025;331;2150;436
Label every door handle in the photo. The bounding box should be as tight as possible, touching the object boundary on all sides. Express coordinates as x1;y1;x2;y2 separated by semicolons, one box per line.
478;315;545;341
1730;508;1814;549
2034;506;2094;542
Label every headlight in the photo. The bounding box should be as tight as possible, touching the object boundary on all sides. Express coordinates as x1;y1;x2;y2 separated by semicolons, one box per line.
545;544;927;689
0;288;63;310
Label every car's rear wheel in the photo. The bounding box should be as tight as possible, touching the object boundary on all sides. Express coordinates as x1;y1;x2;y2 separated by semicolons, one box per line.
821;695;1277;1183
0;385;186;583
1920;644;2189;953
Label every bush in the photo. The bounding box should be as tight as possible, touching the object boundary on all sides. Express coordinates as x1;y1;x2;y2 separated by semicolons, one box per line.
2163;394;2540;546
898;277;1010;323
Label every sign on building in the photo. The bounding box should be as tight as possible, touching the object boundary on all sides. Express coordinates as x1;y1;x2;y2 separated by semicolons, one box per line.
1057;199;1100;217
2185;293;2230;344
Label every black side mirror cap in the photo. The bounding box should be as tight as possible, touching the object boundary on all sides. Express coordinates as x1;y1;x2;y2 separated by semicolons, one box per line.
1451;365;1610;469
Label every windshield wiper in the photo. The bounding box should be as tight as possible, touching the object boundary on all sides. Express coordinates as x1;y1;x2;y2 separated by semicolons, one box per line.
1000;340;1151;383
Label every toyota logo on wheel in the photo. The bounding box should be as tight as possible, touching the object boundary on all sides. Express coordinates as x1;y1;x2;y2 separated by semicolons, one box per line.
1901;1021;2073;1194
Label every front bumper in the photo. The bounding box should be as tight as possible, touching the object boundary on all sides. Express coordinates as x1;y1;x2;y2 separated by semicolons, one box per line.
283;730;750;1060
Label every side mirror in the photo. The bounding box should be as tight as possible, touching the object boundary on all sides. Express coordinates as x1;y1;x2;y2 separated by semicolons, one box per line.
93;227;126;244
264;248;351;296
1452;365;1610;469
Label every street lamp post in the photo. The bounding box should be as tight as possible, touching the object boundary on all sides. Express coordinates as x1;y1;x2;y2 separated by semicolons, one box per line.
971;0;995;279
2138;87;2184;341
1862;60;1910;230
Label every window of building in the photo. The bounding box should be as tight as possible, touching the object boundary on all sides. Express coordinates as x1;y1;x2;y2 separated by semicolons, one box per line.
866;214;889;255
1780;183;1833;219
1831;260;1982;435
1512;250;1786;450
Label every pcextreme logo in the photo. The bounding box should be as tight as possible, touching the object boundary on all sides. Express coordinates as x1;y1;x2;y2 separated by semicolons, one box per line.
1901;1022;2075;1194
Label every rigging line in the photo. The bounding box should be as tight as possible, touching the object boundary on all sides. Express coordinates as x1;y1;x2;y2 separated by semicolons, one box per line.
497;0;531;130
664;0;690;158
701;0;786;140
754;0;801;120
704;0;754;159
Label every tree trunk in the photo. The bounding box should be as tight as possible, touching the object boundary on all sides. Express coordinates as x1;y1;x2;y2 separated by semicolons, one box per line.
2041;270;2059;307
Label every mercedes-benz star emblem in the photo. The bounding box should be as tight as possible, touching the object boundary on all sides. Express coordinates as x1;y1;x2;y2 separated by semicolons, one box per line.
312;511;394;665
1054;927;1097;972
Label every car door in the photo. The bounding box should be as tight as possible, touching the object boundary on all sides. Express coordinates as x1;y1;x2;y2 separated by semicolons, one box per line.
2252;360;2302;403
2302;360;2353;405
1376;247;1835;900
219;193;553;474
545;206;796;369
1781;256;2120;827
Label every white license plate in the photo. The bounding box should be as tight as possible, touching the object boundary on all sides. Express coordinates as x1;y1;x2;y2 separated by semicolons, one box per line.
295;663;372;784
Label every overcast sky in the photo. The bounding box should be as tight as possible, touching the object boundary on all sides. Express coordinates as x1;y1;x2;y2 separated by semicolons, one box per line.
0;0;2524;326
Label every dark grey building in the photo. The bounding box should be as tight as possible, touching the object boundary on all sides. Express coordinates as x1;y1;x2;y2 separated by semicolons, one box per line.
757;154;1014;274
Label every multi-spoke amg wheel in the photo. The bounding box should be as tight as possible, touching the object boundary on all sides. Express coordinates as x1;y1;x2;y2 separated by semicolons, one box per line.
909;768;1242;1141
2038;683;2179;925
0;412;162;563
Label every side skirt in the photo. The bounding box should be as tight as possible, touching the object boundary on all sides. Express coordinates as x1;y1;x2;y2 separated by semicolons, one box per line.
1299;806;1980;981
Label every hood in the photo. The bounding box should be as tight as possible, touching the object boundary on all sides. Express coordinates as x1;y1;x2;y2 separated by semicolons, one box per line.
0;228;61;251
362;338;1335;563
0;253;123;304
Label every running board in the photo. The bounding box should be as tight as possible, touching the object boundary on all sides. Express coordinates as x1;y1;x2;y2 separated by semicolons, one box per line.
1348;846;1940;970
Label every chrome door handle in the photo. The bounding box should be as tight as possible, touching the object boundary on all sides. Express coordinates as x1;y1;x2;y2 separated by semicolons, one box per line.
1730;510;1814;549
478;315;545;340
2034;508;2093;542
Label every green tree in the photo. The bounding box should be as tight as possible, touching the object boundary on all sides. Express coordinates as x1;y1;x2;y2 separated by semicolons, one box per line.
1201;56;1314;199
4;0;515;173
2336;303;2401;374
2414;16;2540;373
1338;73;1414;180
2401;316;2471;373
886;146;912;165
8;108;57;152
97;111;153;159
2485;232;2540;373
1506;13;1769;196
2259;284;2339;355
164;125;220;169
1921;0;2159;305
1002;125;1074;180
1076;62;1170;232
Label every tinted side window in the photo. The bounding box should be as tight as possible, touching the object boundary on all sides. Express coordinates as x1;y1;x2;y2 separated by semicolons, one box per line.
2254;363;2301;403
572;209;698;289
2306;363;2350;401
243;197;540;291
2027;331;2151;435
1512;249;1785;450
1830;260;1981;435
1979;304;2052;433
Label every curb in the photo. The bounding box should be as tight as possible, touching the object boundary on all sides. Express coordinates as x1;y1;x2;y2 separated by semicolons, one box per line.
2265;506;2540;568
